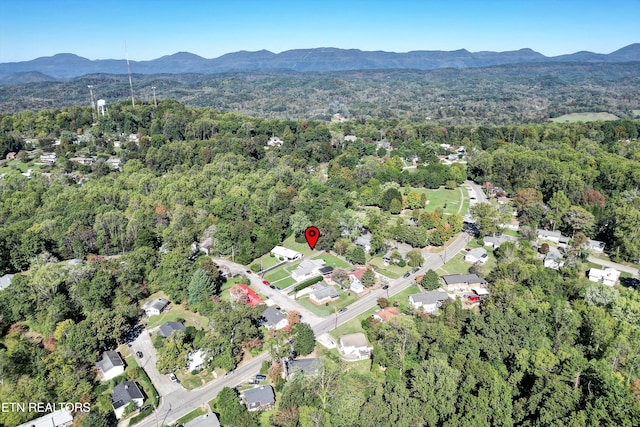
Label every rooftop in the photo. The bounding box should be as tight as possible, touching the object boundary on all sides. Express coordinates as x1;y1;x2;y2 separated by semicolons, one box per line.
95;351;124;373
244;385;276;409
340;332;369;348
410;291;449;305
111;381;144;409
261;307;286;327
158;321;186;337
441;273;487;286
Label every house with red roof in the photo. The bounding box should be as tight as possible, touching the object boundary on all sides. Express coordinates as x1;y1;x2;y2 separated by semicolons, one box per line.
230;284;264;307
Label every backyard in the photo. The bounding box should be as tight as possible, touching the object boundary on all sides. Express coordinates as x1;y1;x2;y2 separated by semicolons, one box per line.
296;291;359;317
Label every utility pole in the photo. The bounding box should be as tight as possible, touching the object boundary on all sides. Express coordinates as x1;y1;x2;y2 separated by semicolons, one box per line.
151;86;157;108
125;41;135;107
87;85;96;122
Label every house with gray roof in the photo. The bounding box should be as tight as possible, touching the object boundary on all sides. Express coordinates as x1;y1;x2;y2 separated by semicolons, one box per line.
464;247;488;264
0;274;14;291
157;321;185;337
284;358;323;379
243;385;276;411
292;259;325;281
338;333;373;361
441;273;488;292
588;239;606;253
537;229;563;243
261;307;289;330
309;282;339;305
484;235;510;249
409;291;449;313
184;411;220;427
544;249;564;270
16;408;73;427
111;381;144;419
95;351;125;381
144;297;169;317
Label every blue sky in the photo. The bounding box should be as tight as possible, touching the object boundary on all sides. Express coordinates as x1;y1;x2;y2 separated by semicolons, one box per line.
1;0;638;62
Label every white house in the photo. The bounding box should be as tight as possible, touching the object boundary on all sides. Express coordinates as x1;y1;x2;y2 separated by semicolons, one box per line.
544;250;564;270
484;235;509;249
111;381;144;419
537;229;563;243
408;291;449;313
266;137;284;148
270;246;302;261
338;333;373;361
354;235;371;254
95;351;125;381
144;298;169;317
344;135;358;142
291;259;325;282
184;411;221;427
464;248;488;264
588;267;620;287
187;349;206;372
588;240;606;253
309;283;339;304
16;408;73;427
348;268;367;294
261;307;289;330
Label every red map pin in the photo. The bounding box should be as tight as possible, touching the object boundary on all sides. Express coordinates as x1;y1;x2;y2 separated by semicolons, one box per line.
304;226;320;250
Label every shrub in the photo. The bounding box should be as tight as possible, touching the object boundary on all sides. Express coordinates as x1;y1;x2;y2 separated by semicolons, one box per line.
294;276;324;292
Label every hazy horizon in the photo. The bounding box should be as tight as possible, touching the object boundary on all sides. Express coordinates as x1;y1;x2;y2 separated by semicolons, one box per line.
2;0;639;63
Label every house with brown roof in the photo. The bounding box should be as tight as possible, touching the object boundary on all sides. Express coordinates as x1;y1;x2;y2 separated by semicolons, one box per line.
373;307;400;322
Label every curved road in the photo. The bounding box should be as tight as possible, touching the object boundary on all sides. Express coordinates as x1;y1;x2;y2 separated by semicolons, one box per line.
129;181;480;427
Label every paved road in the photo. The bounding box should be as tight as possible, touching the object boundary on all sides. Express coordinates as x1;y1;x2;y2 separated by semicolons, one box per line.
130;331;182;396
130;183;482;427
587;255;639;278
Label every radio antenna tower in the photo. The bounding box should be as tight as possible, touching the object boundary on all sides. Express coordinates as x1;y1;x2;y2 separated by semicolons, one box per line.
87;85;97;122
125;41;135;107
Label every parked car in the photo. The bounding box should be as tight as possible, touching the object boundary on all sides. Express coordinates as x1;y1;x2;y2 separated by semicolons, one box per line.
466;294;480;302
262;280;270;285
269;285;276;289
136;351;143;358
168;373;179;383
255;374;266;380
411;267;420;273
403;272;411;278
338;307;348;313
382;285;389;290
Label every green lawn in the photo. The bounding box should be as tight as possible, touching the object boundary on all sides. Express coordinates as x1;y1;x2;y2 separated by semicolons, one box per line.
550;112;619;123
273;276;295;288
296;291;359;316
400;186;464;215
264;268;292;282
176;369;216;390
282;234;315;256
176;408;207;425
248;252;281;270
389;284;421;311
330;306;377;339
436;253;471;276
369;256;408;279
312;253;350;269
146;304;210;329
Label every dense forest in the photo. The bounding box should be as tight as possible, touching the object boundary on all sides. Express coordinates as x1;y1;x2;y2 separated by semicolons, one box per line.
0;101;639;426
1;61;639;125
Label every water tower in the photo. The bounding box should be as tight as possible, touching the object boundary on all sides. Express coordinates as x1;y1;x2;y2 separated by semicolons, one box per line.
97;99;107;116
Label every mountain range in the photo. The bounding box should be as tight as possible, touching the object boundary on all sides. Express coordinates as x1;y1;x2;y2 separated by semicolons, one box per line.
1;44;639;82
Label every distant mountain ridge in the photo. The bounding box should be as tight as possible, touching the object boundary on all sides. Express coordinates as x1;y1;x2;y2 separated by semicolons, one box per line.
1;44;638;80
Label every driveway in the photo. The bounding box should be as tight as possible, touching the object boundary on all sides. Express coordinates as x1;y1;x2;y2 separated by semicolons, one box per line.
588;255;639;278
130;328;183;396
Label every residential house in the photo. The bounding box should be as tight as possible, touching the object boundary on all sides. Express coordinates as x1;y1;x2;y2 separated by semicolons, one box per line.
261;307;289;330
543;250;564;270
184;412;220;427
373;307;401;322
409;291;449;313
69;156;96;166
588;267;620;287
265;137;283;148
537;229;563;243
344;135;357;143
270;246;302;261
348;268;367;294
0;273;14;291
111;381;144;419
441;274;488;292
244;385;276;411
229;284;264;307
588;240;606;253
484;235;509;249
144;298;169;317
40;153;57;165
95;351;125;381
354;235;371;254
187;349;206;372
284;358;323;379
464;247;488;264
157;321;186;338
291;259;325;282
338;333;373;361
106;158;122;170
16;408;73;427
309;282;339;305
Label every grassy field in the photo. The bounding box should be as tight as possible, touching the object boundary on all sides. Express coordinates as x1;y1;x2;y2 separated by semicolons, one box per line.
176;369;216;390
329;306;378;339
436;253;471;276
249;252;281;271
282;234;316;256
146;303;210;329
264;268;292;282
297;291;359;316
389;284;421;311
399;186;464;215
550;112;619;123
312;253;350;269
369;256;409;279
